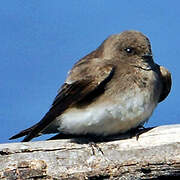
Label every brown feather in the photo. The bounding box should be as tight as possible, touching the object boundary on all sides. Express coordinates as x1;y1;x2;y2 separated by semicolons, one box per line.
21;64;114;142
158;65;172;102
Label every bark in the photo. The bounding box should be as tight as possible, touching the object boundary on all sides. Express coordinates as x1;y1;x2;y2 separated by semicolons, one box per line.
0;124;180;180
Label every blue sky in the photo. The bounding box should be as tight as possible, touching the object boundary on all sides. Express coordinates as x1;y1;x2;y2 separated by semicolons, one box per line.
1;1;179;143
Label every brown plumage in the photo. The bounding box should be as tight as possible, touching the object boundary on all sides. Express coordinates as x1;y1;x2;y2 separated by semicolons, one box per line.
9;30;171;142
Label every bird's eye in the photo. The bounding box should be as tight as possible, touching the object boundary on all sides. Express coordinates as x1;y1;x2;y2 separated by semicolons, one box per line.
124;47;134;54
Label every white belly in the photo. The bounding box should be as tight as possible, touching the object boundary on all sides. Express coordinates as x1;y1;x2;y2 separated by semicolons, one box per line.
51;91;157;136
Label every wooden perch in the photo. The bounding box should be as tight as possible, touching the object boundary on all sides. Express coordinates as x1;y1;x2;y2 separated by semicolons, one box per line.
0;124;180;179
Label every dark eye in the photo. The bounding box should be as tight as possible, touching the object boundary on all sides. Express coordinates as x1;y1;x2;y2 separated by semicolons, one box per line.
124;47;134;54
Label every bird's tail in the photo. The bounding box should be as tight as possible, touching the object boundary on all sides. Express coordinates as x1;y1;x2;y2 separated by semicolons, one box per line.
9;125;37;140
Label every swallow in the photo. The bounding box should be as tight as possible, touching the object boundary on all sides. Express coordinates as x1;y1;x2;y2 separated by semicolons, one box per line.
9;30;172;142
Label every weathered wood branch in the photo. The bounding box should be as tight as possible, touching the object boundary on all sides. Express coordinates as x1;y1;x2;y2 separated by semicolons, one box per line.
0;124;180;179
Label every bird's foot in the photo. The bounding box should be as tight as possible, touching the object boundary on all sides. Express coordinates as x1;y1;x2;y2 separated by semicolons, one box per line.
130;125;154;141
89;142;104;155
127;125;146;140
135;125;146;140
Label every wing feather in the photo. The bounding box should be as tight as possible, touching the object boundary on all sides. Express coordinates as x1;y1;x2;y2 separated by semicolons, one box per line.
20;63;115;142
158;65;172;102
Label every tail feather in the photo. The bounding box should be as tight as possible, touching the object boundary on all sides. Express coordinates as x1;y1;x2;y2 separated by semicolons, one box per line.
9;125;36;140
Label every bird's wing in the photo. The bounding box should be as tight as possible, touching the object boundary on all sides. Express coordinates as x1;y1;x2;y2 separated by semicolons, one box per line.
158;65;172;102
10;60;115;142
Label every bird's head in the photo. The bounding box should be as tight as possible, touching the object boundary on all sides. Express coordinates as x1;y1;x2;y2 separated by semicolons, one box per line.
101;30;155;70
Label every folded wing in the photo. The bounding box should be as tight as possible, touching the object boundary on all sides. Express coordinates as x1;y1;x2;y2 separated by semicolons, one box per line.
10;60;115;142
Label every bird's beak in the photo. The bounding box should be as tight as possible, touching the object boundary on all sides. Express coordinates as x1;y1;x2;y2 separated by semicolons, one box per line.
142;53;153;62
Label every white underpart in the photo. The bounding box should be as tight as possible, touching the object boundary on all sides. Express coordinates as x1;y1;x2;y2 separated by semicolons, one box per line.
52;90;157;135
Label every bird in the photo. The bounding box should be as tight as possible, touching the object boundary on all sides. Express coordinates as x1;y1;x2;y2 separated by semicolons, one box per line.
9;30;172;142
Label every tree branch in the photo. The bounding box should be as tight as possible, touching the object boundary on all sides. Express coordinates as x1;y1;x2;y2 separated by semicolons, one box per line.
0;124;180;179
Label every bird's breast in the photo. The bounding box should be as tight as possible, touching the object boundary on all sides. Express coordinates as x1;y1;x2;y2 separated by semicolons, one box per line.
53;87;158;136
47;69;161;136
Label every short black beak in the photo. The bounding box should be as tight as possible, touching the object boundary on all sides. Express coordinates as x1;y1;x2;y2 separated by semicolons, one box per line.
142;53;153;61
